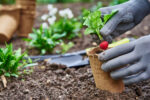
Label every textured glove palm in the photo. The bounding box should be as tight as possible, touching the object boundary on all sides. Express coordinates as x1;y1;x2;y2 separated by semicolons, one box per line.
99;35;150;85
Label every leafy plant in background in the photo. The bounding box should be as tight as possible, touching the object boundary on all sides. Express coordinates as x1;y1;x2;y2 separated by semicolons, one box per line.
90;2;103;12
83;10;118;40
25;18;81;54
0;0;15;4
51;18;82;40
36;0;92;4
109;0;128;6
59;0;93;3
41;6;82;40
0;44;32;78
25;26;63;54
25;6;82;55
0;0;92;4
60;42;74;54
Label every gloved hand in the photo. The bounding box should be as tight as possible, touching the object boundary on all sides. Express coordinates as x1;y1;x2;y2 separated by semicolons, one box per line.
98;35;150;85
100;0;150;42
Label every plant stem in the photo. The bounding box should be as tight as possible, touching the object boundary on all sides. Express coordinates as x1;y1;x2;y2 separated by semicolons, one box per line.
96;29;103;40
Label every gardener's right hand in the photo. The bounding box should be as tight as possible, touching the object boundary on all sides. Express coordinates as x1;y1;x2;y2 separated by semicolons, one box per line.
99;35;150;85
100;0;150;42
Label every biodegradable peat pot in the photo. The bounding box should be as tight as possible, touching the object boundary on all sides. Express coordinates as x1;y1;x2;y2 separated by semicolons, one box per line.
16;0;36;37
87;47;125;93
0;6;20;43
18;13;35;37
16;0;36;5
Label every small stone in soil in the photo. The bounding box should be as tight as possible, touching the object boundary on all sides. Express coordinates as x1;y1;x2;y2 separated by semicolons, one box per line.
55;69;64;74
23;89;30;94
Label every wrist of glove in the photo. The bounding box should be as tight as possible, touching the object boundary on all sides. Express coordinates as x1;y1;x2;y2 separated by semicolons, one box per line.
98;35;150;85
100;0;150;42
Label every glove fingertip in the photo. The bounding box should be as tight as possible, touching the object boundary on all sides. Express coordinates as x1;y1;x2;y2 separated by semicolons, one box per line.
101;63;108;72
110;71;120;80
98;53;106;61
123;80;130;85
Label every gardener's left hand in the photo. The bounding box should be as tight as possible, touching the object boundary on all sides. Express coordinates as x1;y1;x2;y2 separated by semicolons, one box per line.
98;35;150;85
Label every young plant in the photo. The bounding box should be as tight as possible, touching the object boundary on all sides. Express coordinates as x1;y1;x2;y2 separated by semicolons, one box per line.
83;10;118;40
0;44;32;77
25;26;62;55
61;42;74;54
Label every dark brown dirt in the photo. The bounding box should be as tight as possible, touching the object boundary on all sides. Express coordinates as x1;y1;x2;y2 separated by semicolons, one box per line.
0;2;150;100
0;63;150;100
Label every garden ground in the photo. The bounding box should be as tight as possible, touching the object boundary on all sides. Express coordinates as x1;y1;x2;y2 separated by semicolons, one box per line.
0;3;150;100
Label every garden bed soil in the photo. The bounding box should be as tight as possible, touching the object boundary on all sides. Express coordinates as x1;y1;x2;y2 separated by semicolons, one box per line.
0;3;150;100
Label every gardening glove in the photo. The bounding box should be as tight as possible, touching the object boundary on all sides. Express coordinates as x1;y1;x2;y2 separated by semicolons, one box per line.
100;0;150;42
98;35;150;85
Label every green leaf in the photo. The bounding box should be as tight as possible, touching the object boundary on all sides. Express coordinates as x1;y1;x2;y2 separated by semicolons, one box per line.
41;49;46;55
52;32;67;39
22;38;31;42
15;48;21;58
11;74;18;78
84;28;94;35
83;10;118;40
0;62;3;65
103;10;118;24
29;34;37;39
61;42;74;54
0;44;32;78
91;2;102;12
4;73;10;77
83;17;90;27
22;63;38;69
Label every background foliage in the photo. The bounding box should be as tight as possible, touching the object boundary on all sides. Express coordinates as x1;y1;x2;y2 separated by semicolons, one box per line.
0;0;128;5
0;0;92;4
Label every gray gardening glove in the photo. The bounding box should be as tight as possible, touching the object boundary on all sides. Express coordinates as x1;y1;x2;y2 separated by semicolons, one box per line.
98;35;150;85
100;0;150;42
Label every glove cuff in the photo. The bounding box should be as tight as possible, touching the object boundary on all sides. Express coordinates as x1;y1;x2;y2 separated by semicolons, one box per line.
144;0;150;14
131;0;150;14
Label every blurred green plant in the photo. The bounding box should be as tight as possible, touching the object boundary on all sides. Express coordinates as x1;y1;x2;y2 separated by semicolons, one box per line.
0;44;33;78
36;0;93;4
61;42;74;54
109;0;128;5
51;18;82;40
25;17;82;54
0;0;15;4
58;0;93;3
24;26;62;55
0;0;92;4
90;2;102;12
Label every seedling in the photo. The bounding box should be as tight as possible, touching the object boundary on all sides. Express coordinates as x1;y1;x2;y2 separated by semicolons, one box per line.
0;44;32;77
83;10;118;50
83;10;118;40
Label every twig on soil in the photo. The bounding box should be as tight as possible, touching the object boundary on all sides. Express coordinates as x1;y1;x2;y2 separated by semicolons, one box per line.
1;75;7;88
